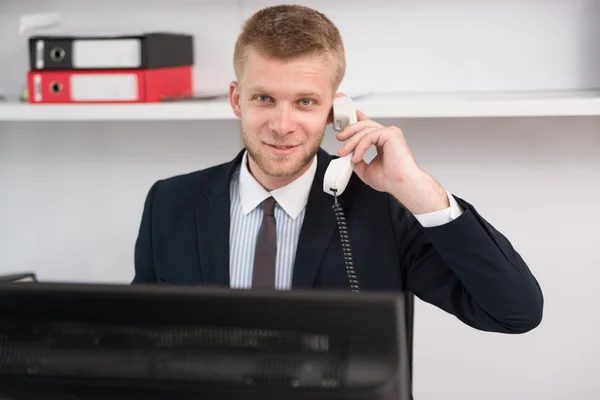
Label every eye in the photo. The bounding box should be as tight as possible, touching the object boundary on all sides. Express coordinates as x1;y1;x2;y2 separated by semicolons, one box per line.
255;95;271;102
299;98;314;106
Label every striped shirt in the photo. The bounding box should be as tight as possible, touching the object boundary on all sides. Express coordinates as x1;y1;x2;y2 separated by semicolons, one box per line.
228;151;317;290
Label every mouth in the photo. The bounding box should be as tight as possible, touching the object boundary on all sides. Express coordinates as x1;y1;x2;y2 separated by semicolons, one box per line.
265;143;299;156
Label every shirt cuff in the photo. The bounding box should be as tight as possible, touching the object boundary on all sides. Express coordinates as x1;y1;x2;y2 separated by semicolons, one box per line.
412;190;464;227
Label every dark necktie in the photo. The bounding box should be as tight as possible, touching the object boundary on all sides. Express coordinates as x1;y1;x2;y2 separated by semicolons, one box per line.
252;196;277;289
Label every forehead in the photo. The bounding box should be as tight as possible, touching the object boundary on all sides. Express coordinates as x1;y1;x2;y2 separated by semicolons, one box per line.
241;51;335;97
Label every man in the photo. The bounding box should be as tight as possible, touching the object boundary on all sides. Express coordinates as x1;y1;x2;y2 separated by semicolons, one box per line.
133;5;543;335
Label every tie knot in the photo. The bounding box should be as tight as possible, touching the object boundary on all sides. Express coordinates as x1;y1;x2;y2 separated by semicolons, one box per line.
262;196;276;217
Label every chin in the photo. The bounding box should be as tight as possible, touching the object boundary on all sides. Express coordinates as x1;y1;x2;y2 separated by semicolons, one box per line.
250;148;310;178
261;157;305;178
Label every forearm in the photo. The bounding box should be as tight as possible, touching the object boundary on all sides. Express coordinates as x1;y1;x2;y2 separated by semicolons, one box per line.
390;170;449;215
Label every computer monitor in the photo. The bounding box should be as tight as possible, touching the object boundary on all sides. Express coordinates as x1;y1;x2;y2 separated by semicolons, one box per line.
0;282;411;400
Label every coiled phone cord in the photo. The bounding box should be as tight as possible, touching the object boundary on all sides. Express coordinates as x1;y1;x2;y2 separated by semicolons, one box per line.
331;190;360;292
331;188;414;387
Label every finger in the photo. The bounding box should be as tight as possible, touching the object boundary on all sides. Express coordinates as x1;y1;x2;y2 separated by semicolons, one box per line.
353;160;368;181
352;130;379;163
338;127;378;157
336;119;381;141
356;109;369;121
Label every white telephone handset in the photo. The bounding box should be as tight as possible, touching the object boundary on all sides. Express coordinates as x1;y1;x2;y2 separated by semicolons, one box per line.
323;95;358;197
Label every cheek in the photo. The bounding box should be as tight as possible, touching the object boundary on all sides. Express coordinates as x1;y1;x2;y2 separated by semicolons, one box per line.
298;115;327;139
242;111;268;134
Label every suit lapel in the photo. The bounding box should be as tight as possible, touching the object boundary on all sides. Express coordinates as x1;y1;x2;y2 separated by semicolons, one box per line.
292;149;342;288
195;150;245;287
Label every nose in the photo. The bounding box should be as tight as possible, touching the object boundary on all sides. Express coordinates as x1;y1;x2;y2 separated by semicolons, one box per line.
269;103;297;135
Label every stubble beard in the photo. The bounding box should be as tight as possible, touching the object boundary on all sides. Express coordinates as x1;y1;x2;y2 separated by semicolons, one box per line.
242;131;323;178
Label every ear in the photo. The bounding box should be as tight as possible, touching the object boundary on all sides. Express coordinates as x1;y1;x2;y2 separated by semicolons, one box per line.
229;81;242;118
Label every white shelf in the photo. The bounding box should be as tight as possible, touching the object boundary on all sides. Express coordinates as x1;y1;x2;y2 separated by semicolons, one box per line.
0;100;236;122
1;91;600;121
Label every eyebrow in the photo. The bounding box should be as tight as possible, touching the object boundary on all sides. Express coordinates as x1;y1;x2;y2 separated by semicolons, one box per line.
247;85;323;99
297;91;322;99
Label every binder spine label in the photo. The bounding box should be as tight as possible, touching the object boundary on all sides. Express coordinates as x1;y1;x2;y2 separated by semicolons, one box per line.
35;40;44;69
70;74;139;101
33;74;42;102
72;39;141;68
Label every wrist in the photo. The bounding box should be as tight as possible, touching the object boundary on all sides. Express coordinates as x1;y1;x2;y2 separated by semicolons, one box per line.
390;170;449;214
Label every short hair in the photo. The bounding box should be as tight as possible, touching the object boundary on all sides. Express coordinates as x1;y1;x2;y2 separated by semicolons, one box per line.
233;4;346;90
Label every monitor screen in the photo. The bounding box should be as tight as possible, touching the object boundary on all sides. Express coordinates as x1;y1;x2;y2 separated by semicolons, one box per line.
0;282;411;400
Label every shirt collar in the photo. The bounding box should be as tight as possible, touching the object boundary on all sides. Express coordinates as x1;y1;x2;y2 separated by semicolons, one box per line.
239;150;317;219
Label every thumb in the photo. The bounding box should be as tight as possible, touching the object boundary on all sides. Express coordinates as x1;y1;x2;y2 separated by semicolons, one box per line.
356;109;369;121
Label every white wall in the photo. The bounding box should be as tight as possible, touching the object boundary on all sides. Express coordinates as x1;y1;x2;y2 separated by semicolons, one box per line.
1;0;599;399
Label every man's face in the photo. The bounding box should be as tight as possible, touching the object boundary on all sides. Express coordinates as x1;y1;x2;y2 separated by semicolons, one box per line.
229;51;336;186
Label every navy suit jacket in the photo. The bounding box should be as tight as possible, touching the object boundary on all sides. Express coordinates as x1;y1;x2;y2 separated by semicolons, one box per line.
133;148;543;334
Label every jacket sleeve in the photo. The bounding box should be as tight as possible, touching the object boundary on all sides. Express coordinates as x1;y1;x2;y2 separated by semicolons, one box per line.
391;194;544;334
132;181;160;284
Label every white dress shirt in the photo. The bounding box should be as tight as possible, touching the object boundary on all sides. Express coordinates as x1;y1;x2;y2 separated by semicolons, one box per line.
229;150;463;290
